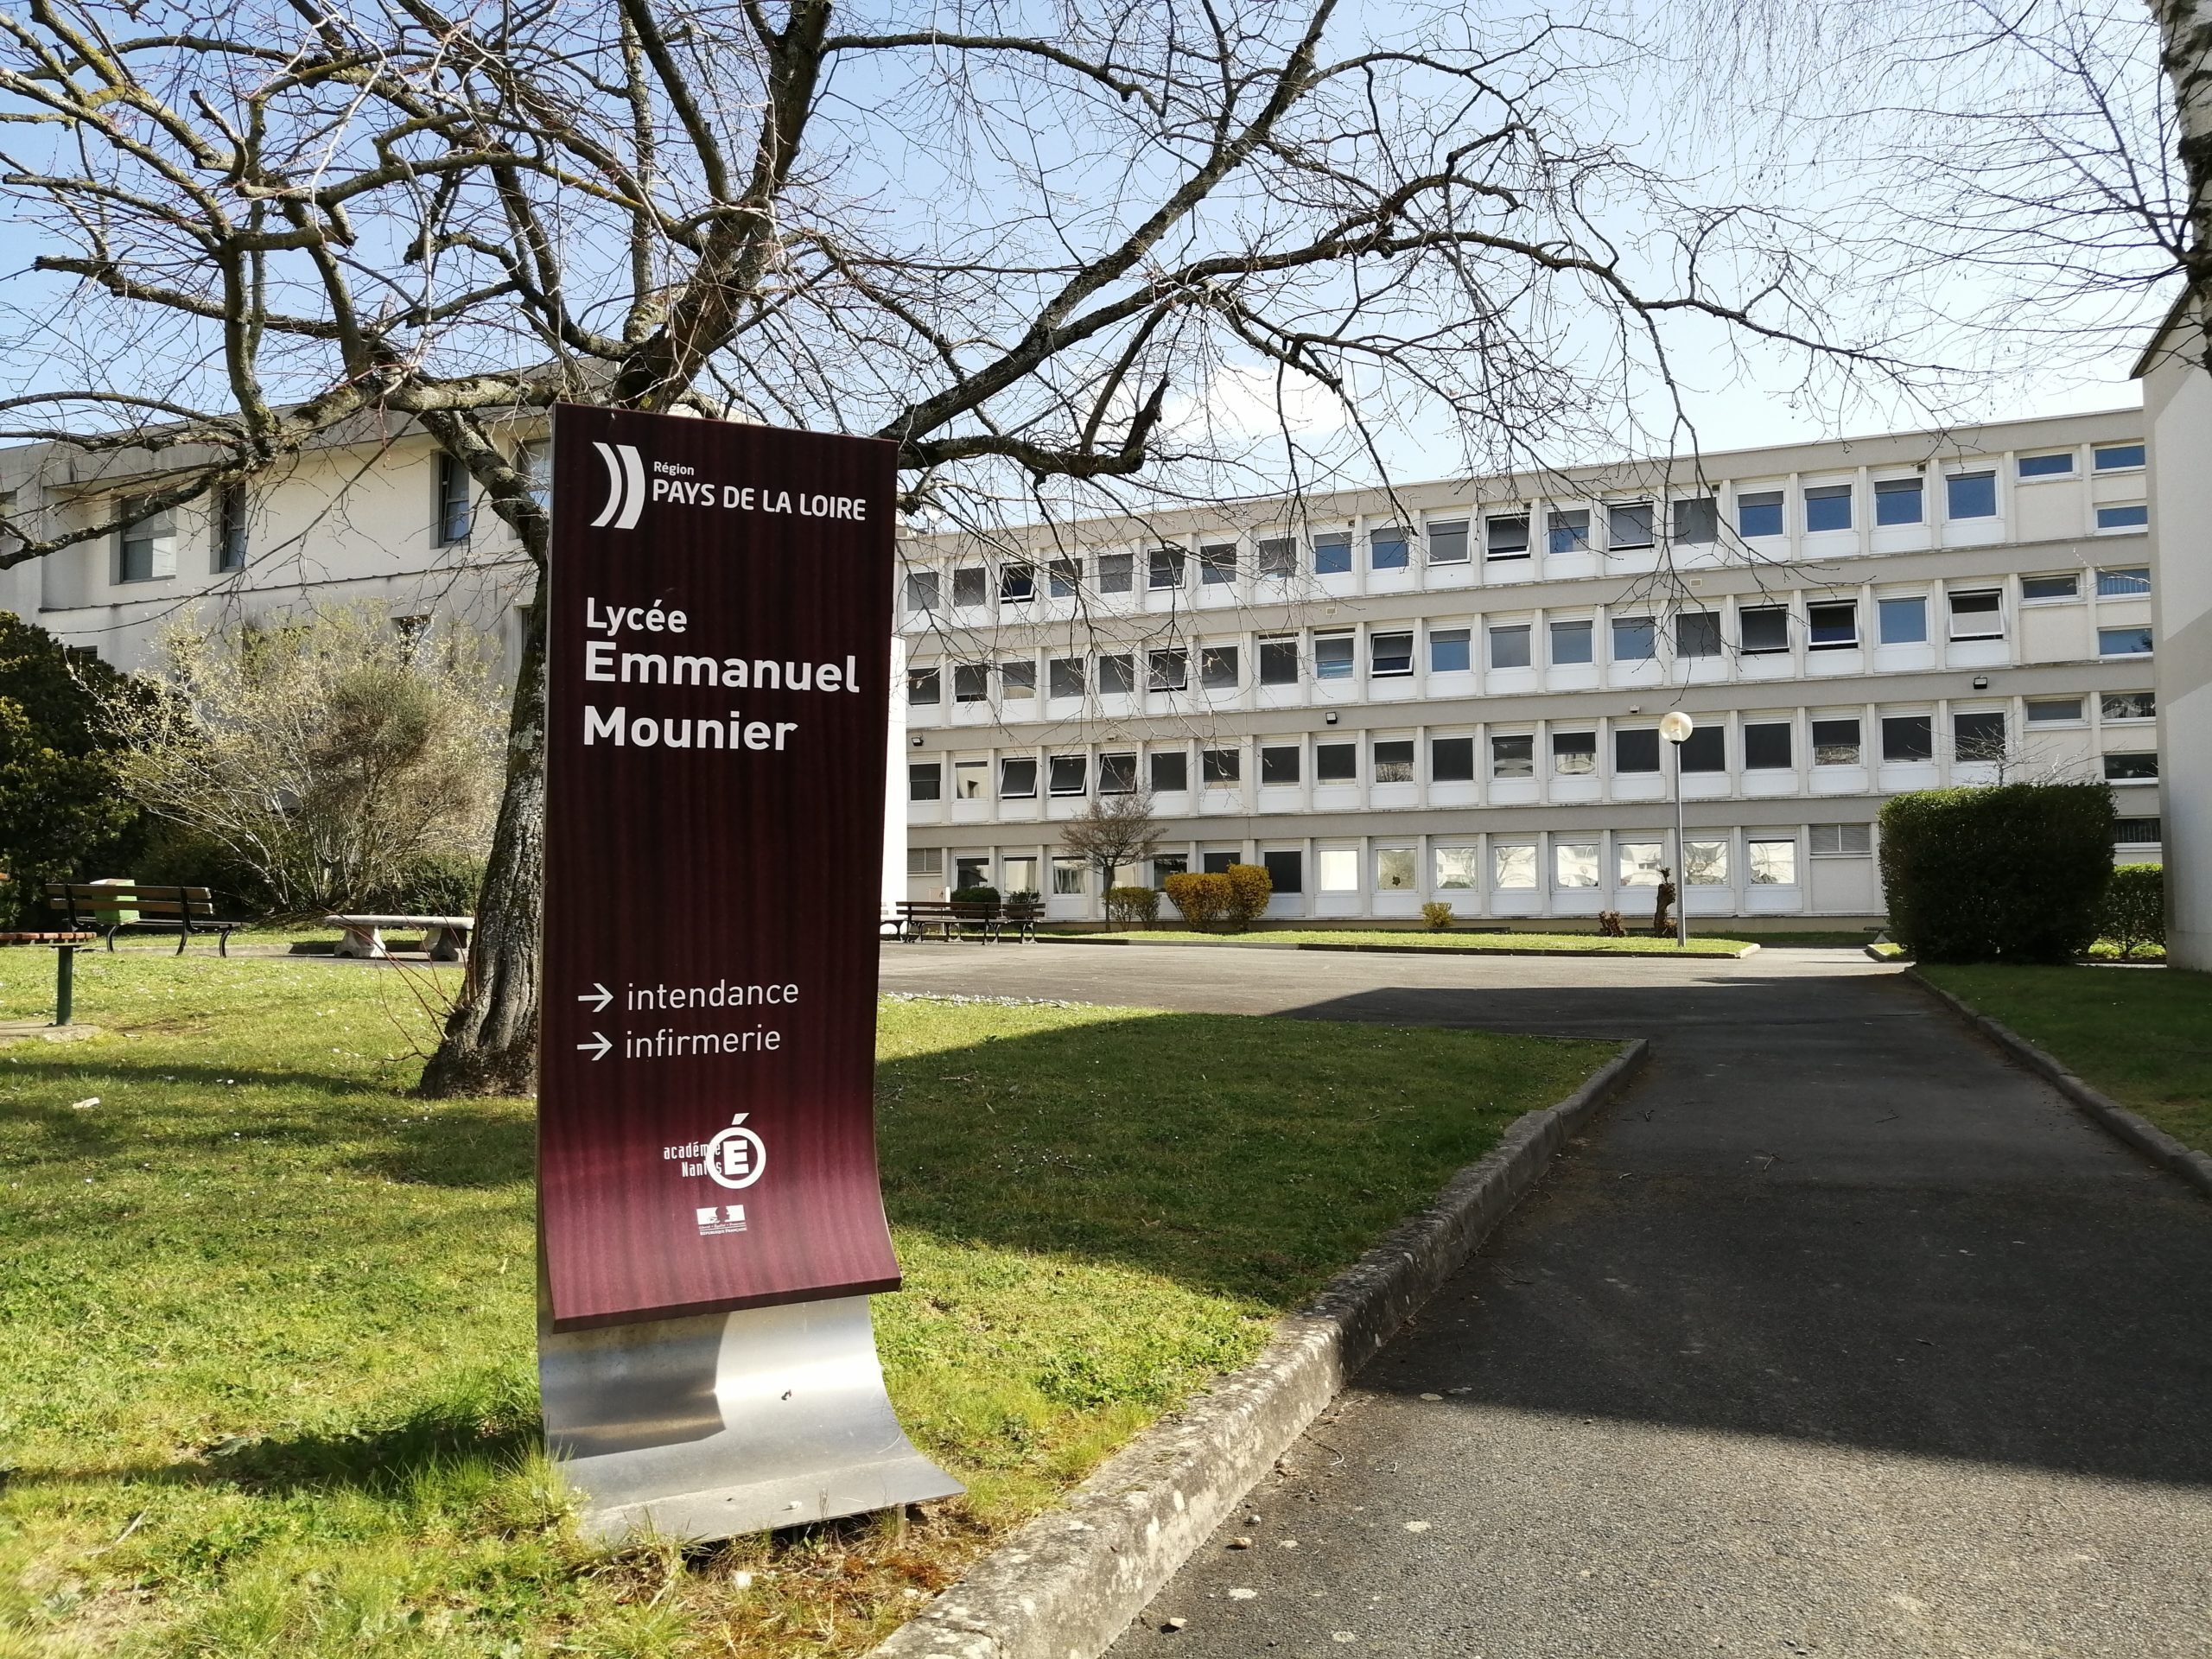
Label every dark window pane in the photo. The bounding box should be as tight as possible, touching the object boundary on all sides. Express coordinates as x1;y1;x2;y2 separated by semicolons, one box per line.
1431;736;1475;783
1485;514;1530;558
1491;734;1535;778
1150;750;1187;792
1611;617;1656;660
952;565;988;605
1740;606;1789;653
2094;443;2145;470
1147;649;1187;691
1679;725;1726;772
1000;563;1036;601
1370;631;1414;676
1548;509;1592;554
1199;543;1236;584
1811;717;1861;765
1948;472;1996;519
1202;747;1241;784
1258;537;1296;578
1373;740;1415;783
1370;526;1409;569
1430;628;1471;673
1552;731;1597;774
1047;557;1080;597
1675;612;1721;658
1672;496;1718;543
953;664;988;702
1000;660;1034;696
1874;478;1923;525
1259;638;1300;684
1614;728;1660;773
2101;690;2156;720
1048;755;1088;794
1096;553;1134;593
1314;531;1352;575
1549;620;1593;664
1200;646;1239;690
1000;758;1038;798
1202;851;1236;874
2018;452;2074;477
907;666;940;704
908;763;941;801
1148;547;1185;588
1315;741;1357;783
1049;658;1084;698
1313;633;1355;679
1882;715;1934;762
1744;721;1792;770
904;571;939;611
1954;711;2006;760
1608;501;1654;548
1098;753;1137;794
1262;850;1302;893
1808;601;1858;649
1427;520;1469;563
1261;745;1300;785
1098;652;1135;694
2104;752;2158;780
1490;625;1532;669
1152;855;1187;889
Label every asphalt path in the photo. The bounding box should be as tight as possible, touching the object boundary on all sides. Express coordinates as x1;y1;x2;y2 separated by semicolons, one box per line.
878;940;2212;1657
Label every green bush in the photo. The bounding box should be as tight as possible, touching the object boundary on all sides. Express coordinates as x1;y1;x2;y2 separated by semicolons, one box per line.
364;851;486;916
949;885;1000;907
1105;885;1160;927
1878;783;2114;962
1222;864;1272;930
1421;900;1456;931
2102;862;2165;959
1163;871;1230;928
134;824;270;918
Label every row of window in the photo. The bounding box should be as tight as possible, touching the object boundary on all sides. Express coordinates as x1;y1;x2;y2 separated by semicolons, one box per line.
906;580;2155;705
902;450;2149;607
909;701;2158;801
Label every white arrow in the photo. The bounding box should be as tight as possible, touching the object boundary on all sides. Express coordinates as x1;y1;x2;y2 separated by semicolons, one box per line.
577;1032;611;1062
577;982;613;1013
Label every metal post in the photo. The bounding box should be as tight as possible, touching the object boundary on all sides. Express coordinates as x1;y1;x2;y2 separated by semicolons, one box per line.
1672;747;1689;949
54;944;73;1027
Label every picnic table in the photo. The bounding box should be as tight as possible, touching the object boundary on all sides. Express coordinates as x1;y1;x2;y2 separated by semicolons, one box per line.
326;913;474;962
45;881;239;955
0;931;98;1026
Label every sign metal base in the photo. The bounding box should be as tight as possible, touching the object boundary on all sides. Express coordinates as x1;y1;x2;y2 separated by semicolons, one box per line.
541;1294;963;1544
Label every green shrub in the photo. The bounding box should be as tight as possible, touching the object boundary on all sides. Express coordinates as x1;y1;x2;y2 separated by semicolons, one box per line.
2102;862;2165;959
950;885;1000;907
1105;885;1160;927
135;824;269;918
1421;900;1456;931
1878;783;2113;962
1163;871;1230;928
1222;863;1272;930
364;851;486;916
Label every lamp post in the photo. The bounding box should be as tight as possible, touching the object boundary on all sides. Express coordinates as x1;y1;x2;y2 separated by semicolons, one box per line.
1659;710;1694;949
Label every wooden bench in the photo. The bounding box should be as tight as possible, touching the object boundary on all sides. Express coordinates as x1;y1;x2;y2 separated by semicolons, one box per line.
325;913;474;962
892;899;1041;943
46;882;239;956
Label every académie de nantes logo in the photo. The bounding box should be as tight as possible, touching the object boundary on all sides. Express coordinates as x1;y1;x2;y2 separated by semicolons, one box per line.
590;442;646;531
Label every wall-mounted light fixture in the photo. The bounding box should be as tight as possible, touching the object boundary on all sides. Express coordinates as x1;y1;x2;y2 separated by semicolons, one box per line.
1972;676;1989;690
1325;710;1339;724
910;734;925;747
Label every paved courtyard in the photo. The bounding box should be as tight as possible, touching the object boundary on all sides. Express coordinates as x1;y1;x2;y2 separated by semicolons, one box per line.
880;941;2212;1657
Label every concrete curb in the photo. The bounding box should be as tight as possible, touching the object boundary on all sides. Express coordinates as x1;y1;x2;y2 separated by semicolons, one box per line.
1030;936;1758;962
872;1038;1652;1659
1905;969;2212;1200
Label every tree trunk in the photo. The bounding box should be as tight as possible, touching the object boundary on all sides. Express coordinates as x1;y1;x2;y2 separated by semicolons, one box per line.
416;566;548;1097
2152;0;2212;368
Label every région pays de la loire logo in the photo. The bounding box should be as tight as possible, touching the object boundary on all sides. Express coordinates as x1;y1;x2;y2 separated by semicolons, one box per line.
590;442;646;531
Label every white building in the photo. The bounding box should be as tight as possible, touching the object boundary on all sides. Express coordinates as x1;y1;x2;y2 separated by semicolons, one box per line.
897;411;2162;928
0;416;540;674
2138;310;2212;969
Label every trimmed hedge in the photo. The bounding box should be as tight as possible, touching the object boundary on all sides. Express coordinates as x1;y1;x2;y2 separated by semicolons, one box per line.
1878;783;2113;962
1105;884;1160;926
2103;862;2165;959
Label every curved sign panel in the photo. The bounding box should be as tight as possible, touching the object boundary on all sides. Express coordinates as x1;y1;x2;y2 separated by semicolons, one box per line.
541;405;900;1331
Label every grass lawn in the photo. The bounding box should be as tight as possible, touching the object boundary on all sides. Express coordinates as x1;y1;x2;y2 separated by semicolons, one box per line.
1917;963;2212;1155
0;952;1608;1658
1063;927;1753;957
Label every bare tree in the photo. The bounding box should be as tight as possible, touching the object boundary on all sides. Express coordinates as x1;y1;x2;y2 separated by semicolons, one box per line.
1058;792;1166;897
0;0;1899;1092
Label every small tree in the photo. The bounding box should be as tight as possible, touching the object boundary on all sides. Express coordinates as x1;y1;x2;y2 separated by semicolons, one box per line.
103;607;505;918
2103;864;2166;959
0;615;145;925
1059;796;1167;904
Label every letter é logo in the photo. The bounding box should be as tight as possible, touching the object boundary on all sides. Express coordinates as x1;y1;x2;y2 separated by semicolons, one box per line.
589;442;647;531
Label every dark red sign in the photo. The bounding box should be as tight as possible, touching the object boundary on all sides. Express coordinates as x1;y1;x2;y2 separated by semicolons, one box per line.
540;406;900;1331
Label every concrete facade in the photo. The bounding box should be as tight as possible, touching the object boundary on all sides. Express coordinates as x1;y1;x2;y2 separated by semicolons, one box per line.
2139;314;2212;969
898;410;2161;925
